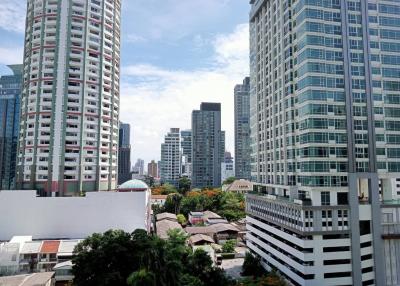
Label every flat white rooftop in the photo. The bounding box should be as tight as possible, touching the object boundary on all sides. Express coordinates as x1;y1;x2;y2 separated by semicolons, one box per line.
0;190;150;241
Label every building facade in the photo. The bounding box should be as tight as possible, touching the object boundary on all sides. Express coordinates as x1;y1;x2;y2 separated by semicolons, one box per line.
160;128;181;186
133;159;144;175
181;129;192;177
192;103;225;188
247;0;400;285
234;77;251;180
17;0;121;195
221;152;235;183
147;160;158;178
118;122;131;185
0;65;22;190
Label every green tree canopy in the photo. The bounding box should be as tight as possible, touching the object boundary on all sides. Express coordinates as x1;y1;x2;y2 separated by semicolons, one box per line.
72;229;234;286
223;177;236;185
178;177;192;194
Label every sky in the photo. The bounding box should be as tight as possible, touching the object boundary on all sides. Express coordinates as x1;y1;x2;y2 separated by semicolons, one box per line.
0;0;250;164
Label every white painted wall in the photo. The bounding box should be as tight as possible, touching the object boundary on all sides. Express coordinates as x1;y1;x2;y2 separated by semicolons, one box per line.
0;190;150;240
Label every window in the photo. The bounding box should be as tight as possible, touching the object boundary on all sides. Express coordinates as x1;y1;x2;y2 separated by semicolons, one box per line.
321;192;330;206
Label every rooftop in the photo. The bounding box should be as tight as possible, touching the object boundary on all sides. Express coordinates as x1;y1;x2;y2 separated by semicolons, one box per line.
0;272;55;286
118;179;149;191
156;220;182;239
189;234;215;245
40;240;60;253
156;212;177;221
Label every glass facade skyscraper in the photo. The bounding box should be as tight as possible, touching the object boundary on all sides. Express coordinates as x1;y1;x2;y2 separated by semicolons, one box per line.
118;122;131;185
0;65;22;190
247;0;400;285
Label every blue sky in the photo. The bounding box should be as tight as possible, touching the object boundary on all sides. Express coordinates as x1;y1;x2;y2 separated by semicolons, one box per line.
0;0;250;165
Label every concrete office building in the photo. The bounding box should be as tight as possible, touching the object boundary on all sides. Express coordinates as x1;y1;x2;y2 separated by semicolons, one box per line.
181;130;192;177
147;160;158;178
17;0;121;195
0;65;22;190
234;77;251;180
160;128;181;186
118;122;131;185
247;1;400;285
192;103;225;188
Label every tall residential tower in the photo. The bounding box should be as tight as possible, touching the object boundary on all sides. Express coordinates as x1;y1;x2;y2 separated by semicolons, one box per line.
17;0;121;195
192;103;225;188
160;128;181;186
0;65;22;190
247;0;400;285
234;77;251;180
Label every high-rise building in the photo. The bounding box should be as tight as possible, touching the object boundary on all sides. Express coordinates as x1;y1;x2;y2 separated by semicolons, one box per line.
133;159;144;176
17;0;121;196
147;160;158;178
234;77;251;180
160;128;181;186
0;65;23;190
221;152;235;183
118;123;131;185
180;130;192;177
247;1;400;285
192;103;224;188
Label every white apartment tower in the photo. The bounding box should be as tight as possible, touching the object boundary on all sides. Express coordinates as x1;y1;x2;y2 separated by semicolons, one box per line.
248;0;400;285
17;0;121;195
160;128;181;187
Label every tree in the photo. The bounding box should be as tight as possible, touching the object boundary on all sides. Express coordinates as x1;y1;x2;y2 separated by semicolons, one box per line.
143;176;155;188
178;177;191;194
162;183;178;194
164;193;183;214
223;177;236;185
241;252;266;278
72;229;234;286
177;214;187;225
222;239;236;253
127;269;155;286
72;230;140;286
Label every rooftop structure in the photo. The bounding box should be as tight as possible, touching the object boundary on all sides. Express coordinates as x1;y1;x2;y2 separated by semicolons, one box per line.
0;190;151;241
156;220;182;240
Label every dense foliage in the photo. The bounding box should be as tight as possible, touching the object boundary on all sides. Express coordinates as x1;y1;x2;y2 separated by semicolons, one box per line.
239;253;286;286
223;177;236;185
222;239;236;253
72;229;233;286
159;187;245;221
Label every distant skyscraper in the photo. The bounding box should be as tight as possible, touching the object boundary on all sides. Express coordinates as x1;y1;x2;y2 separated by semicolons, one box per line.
118;123;131;185
147;160;158;178
221;152;235;183
160;128;181;186
234;77;251;180
0;65;22;190
17;0;121;196
192;103;224;188
180;130;192;177
133;159;145;176
246;0;400;285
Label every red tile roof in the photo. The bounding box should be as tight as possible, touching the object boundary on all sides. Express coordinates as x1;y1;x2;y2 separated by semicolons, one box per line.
40;241;60;253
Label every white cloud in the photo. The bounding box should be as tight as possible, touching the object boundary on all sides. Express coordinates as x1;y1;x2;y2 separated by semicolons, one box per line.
0;46;24;65
122;0;233;42
0;1;26;33
120;23;249;163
